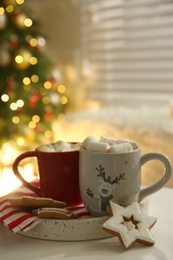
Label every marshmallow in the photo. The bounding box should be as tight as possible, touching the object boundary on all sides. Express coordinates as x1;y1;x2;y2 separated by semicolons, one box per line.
82;135;137;153
114;139;138;150
109;143;133;154
87;141;110;153
38;145;55;152
113;139;138;150
82;135;98;150
100;135;118;145
129;141;138;150
71;143;81;151
54;141;71;152
60;145;72;152
101;135;138;150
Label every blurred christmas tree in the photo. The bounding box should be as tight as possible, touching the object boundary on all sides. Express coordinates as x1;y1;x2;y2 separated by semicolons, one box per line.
0;0;68;147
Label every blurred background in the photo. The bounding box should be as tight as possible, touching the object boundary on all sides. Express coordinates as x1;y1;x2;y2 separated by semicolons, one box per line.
0;0;173;195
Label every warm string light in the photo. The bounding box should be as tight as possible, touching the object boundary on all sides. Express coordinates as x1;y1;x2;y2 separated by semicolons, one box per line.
60;96;68;105
0;7;5;14
0;0;67;145
45;130;53;139
57;84;66;93
1;94;9;102
24;18;32;27
30;57;37;65
31;75;39;83
26;35;46;51
6;5;14;13
44;81;52;89
1;79;68;139
2;0;31;32
1;81;68;140
13;37;45;69
29;38;37;47
17;0;25;4
9;99;24;111
12;116;20;124
16;137;25;146
38;37;46;47
14;52;37;68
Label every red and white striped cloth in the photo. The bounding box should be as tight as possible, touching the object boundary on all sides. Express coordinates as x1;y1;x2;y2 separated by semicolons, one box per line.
0;181;89;233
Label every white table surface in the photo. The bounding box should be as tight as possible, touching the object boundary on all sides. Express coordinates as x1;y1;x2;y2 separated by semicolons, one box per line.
0;187;173;260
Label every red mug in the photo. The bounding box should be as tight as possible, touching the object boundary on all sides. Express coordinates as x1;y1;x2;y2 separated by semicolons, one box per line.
12;143;82;206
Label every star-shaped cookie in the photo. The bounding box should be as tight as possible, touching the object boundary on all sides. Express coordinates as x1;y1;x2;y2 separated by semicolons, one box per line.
102;201;157;249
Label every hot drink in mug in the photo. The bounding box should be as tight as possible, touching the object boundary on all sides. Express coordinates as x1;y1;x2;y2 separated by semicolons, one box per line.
13;141;82;207
79;135;172;216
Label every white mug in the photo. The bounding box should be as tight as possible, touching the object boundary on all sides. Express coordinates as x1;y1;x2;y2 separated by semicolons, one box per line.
79;142;172;216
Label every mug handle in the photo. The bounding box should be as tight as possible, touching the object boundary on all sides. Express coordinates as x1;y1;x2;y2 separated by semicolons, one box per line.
12;151;41;196
139;152;172;202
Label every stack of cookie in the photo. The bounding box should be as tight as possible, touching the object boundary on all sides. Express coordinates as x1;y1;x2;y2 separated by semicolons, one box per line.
9;196;77;219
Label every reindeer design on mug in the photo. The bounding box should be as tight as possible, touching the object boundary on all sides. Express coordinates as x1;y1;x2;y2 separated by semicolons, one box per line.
86;164;125;214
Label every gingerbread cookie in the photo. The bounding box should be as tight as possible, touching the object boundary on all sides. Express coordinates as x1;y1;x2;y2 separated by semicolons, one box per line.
102;201;157;249
8;196;67;210
32;207;77;219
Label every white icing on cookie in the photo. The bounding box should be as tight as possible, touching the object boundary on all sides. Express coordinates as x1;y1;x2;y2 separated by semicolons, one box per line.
102;201;157;249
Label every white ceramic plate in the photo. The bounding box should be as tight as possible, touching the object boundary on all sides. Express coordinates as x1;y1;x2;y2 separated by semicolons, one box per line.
18;199;148;241
18;215;111;241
